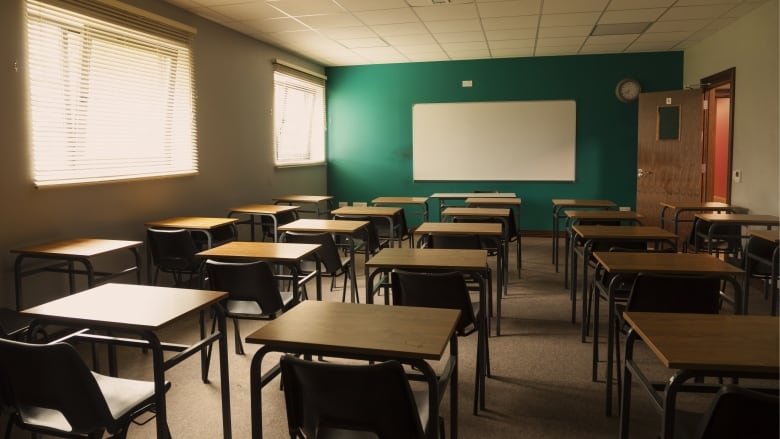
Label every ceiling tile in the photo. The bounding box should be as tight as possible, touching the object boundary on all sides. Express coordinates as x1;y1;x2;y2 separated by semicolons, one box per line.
540;12;600;27
318;26;377;39
384;34;438;45
424;19;483;33
405;52;451;61
599;8;667;24
536;35;587;46
337;0;410;12
354;8;420;25
541;0;609;14
647;19;709;33
635;30;695;42
447;49;492;60
534;46;580;55
249;17;309;33
338;37;388;48
352;46;406;61
371;22;430;36
477;0;542;18
537;25;594;38
441;41;490;51
659;5;734;21
491;47;535;57
296;14;364;28
434;31;486;43
482;15;540;30
607;0;675;9
585;34;640;44
674;0;741;5
395;44;446;55
579;43;631;53
488;38;535;49
207;2;286;20
413;3;480;21
267;0;346;16
485;28;538;40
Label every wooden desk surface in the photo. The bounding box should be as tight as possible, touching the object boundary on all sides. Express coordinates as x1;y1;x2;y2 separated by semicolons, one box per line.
366;247;488;271
145;217;238;230
196;241;321;262
227;204;300;215
442;207;510;217
660;201;732;210
565;210;644;221
465;197;521;206
245;300;459;361
11;238;142;257
572;225;678;241
415;222;503;236
552;199;616;208
592;251;744;275
372;196;429;204
279;218;369;234
21;283;226;331
623;312;779;372
272;195;333;203
749;229;780;243
432;192;517;199
331;206;401;216
694;213;780;225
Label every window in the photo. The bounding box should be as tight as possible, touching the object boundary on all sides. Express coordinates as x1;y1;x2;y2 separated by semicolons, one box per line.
26;0;197;187
273;61;326;166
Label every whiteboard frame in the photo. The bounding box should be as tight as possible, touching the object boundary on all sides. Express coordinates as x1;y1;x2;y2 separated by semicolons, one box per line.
412;100;577;181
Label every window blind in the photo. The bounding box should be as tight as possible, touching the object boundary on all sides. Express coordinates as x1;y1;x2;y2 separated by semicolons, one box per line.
273;61;326;166
26;0;197;187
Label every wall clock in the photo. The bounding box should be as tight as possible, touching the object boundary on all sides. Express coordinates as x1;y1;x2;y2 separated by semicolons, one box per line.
615;78;642;103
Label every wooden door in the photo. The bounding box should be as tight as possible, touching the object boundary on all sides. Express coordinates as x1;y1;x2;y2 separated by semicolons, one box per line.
636;89;703;236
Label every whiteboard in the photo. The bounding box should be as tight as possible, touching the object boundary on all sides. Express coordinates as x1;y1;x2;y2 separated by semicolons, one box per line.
412;100;576;181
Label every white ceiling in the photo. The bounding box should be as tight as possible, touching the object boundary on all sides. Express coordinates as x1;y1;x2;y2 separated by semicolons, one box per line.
163;0;769;66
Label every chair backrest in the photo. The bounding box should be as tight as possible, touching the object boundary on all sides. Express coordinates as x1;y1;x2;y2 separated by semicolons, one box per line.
206;259;285;316
626;273;722;314
333;216;385;255
425;233;484;250
279;355;426;439
282;231;346;273
391;270;477;335
146;227;201;271
696;385;779;439
0;338;114;436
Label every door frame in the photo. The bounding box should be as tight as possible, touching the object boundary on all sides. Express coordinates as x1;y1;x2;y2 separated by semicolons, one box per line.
700;67;736;204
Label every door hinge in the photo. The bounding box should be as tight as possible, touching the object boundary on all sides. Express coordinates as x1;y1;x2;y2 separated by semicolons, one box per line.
703;100;709;110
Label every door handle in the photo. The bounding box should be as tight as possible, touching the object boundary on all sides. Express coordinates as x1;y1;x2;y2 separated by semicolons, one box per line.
637;168;653;178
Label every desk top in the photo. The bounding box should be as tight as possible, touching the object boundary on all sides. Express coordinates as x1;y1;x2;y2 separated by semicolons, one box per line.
431;192;517;199
749;229;780;243
623;312;779;373
331;206;401;216
11;238;142;257
245;300;459;361
442;207;510;217
227;204;300;215
415;222;503;236
565;210;644;221
572;225;678;241
372;196;429;204
272;195;333;203
279;218;369;234
694;213;780;225
552;199;616;208
196;241;321;262
21;283;226;331
660;201;732;210
592;252;744;275
366;247;488;271
465;197;521;206
145;217;238;230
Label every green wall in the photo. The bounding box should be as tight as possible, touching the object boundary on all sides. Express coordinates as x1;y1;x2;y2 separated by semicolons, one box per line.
325;52;683;230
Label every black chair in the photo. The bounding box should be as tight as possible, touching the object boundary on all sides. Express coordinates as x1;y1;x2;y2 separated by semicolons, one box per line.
614;273;722;399
279;354;442;439
457;206;522;278
374;209;413;248
282;231;356;302
743;234;779;315
691;385;779;439
260;209;298;242
391;269;487;415
0;307;33;340
333;215;390;258
689;217;742;262
206;259;296;355
146;227;204;287
0;338;170;439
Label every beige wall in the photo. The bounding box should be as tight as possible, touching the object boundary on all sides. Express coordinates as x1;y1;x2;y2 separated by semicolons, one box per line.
0;0;327;308
684;0;779;215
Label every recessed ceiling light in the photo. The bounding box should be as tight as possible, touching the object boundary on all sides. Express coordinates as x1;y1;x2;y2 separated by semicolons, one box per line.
591;22;652;36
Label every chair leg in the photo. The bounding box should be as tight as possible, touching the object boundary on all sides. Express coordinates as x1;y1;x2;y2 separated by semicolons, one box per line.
233;318;244;355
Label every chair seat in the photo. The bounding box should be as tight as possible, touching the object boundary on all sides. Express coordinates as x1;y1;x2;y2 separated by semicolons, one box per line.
227;290;294;316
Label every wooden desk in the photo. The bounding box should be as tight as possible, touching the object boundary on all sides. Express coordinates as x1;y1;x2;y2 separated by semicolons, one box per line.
551;199;616;271
196;241;322;301
246;300;459;439
570;225;678;331
430;192;516;220
226;204;300;241
619;312;779;439
563;210;644;289
744;229;780;315
591;252;744;415
11;238;142;310
365;247;489;415
272;195;333;218
372;196;430;224
659;201;745;250
692;213;779;256
22;283;232;439
331;205;403;247
278;219;369;302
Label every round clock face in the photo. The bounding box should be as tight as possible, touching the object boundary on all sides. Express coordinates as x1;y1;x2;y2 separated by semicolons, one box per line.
616;78;641;103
